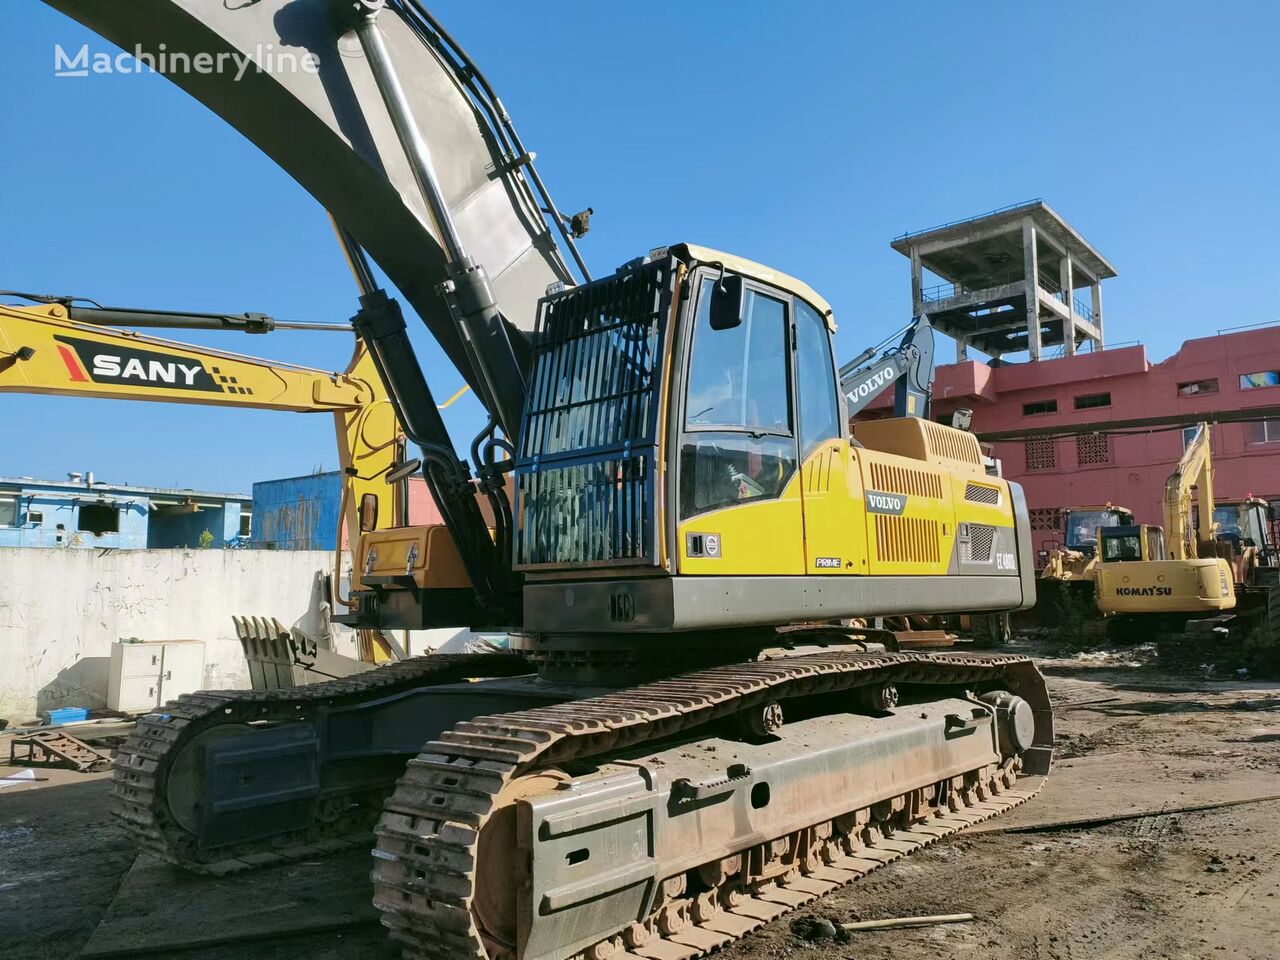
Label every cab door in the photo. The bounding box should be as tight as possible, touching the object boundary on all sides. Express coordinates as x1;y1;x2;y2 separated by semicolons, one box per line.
792;298;865;574
676;276;804;575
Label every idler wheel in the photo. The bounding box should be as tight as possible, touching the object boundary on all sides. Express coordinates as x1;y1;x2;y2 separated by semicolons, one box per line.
165;723;253;836
979;690;1035;757
473;769;570;951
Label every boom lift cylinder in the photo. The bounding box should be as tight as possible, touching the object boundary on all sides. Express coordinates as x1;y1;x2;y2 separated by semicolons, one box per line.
348;2;527;440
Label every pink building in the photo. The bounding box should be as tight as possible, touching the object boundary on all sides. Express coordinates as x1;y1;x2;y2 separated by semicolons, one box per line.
877;200;1280;559
865;324;1280;558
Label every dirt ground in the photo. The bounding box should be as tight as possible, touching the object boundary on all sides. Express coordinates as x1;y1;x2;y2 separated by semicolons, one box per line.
2;645;1278;960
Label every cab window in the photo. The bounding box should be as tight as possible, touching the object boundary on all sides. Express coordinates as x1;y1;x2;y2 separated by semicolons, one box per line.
1102;532;1143;562
793;299;840;455
681;278;796;519
686;281;790;433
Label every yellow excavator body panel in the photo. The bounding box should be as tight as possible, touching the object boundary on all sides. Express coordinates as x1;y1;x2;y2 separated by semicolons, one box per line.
356;523;473;591
676;419;1018;580
1095;557;1235;615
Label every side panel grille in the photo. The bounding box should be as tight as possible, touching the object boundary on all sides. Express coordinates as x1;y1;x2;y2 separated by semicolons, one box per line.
515;259;671;568
964;482;1002;505
874;515;940;565
869;462;942;499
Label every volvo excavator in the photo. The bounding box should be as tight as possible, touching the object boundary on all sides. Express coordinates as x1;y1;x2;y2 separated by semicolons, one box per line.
37;2;1054;958
0;292;409;672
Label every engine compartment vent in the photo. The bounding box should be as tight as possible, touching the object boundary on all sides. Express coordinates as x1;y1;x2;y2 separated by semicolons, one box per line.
869;462;943;500
964;482;1002;505
874;515;941;565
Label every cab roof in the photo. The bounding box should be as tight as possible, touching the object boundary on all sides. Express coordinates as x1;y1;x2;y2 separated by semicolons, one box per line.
670;243;836;331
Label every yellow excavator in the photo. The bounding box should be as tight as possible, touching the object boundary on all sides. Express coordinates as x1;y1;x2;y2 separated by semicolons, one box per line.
39;2;1054;958
1039;503;1135;583
1037;503;1135;625
1094;423;1234;633
0;294;407;673
1094;424;1280;668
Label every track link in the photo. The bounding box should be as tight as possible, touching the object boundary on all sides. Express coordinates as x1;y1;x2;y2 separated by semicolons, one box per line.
111;653;534;874
371;650;1052;960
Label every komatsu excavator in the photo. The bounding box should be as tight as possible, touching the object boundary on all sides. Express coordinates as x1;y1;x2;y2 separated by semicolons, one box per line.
0;293;408;670
39;2;1054;958
1093;423;1280;668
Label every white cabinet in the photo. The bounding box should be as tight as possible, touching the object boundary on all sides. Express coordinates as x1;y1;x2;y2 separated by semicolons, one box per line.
108;640;205;713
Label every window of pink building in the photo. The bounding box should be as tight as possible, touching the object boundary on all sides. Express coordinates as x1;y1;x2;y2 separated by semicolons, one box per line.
1029;507;1063;531
1240;371;1280;390
1247;419;1280;444
1025;438;1056;470
1076;433;1111;466
1074;392;1112;410
1177;378;1218;396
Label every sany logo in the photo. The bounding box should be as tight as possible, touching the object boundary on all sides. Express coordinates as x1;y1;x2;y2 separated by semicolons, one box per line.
92;354;205;386
54;336;228;394
844;366;901;403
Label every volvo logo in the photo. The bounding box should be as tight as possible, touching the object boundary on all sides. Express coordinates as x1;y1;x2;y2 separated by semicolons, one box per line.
845;367;902;403
864;491;907;515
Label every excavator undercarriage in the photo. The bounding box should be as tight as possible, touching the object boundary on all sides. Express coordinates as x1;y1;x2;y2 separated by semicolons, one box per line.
115;646;1051;960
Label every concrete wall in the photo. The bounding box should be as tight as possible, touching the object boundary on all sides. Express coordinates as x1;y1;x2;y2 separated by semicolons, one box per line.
0;547;347;723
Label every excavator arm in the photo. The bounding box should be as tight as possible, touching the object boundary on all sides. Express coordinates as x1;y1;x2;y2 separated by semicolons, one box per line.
840;312;935;419
1;300;375;411
1164;422;1216;560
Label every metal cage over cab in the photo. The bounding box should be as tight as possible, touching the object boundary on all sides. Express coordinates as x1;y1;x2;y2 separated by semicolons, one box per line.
514;257;675;570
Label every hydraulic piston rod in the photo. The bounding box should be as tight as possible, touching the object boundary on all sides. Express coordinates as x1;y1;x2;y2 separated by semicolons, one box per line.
346;2;528;439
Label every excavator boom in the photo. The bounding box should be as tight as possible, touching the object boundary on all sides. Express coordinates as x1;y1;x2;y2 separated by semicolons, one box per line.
839;313;935;419
1165;422;1216;559
41;0;582;398
1;300;374;412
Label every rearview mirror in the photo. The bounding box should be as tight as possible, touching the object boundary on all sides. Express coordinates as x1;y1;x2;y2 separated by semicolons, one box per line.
710;273;745;330
359;493;379;533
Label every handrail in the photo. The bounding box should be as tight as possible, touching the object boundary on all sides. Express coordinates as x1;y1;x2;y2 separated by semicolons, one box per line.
1217;318;1280;335
895;198;1044;241
920;270;1024;303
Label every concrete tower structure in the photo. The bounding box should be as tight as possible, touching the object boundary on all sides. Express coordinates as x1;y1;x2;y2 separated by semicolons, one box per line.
891;199;1116;362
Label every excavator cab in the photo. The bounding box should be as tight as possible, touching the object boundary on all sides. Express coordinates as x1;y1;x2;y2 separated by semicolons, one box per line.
1065;506;1135;556
1098;524;1165;563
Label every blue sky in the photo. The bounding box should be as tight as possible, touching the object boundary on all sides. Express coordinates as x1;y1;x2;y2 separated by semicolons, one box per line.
3;1;1277;492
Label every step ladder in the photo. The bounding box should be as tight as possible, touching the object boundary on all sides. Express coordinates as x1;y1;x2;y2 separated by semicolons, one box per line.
8;730;110;772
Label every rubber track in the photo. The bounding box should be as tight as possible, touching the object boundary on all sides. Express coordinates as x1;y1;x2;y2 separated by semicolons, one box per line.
111;653;535;874
370;650;1051;960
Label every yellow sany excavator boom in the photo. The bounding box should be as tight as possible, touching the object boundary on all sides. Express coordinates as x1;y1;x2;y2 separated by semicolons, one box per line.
0;298;406;660
1164;422;1216;560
